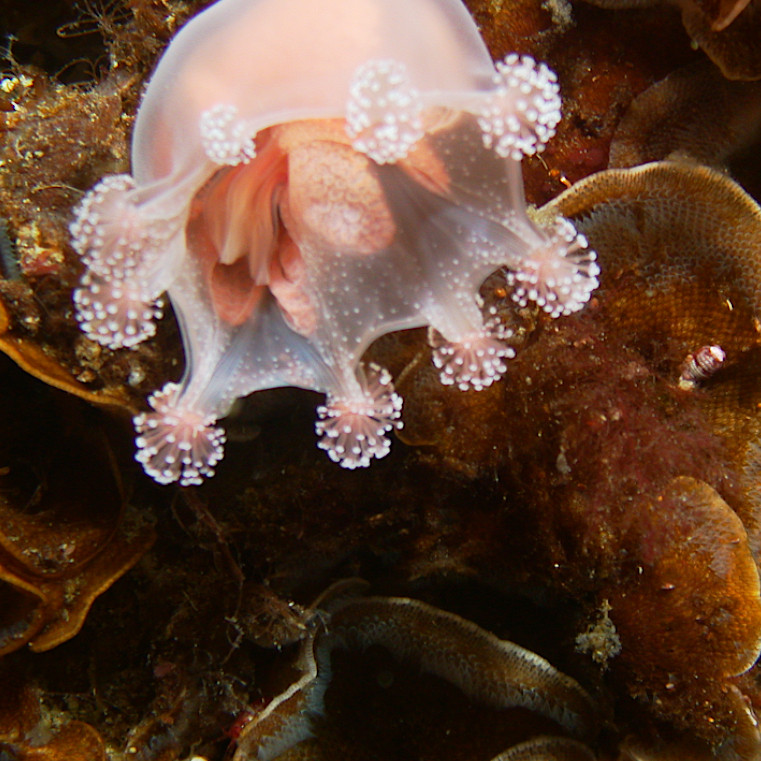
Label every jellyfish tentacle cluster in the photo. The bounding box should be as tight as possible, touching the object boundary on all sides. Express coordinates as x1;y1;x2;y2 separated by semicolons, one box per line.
70;0;599;484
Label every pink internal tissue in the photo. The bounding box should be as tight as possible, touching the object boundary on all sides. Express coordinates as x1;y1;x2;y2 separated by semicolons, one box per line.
70;0;600;486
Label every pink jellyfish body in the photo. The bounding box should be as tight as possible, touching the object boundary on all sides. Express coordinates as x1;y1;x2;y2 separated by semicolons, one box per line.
70;0;599;485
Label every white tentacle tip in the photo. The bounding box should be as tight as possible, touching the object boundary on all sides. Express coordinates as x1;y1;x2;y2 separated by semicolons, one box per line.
346;59;424;164
315;364;403;469
477;53;562;160
200;104;257;166
134;383;226;486
429;321;515;391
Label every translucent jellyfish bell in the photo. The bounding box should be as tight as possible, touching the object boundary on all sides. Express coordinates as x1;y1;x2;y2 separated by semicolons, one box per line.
70;0;597;485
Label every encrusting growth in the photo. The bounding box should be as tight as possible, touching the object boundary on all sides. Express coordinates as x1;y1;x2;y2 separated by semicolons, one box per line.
70;0;598;484
233;584;598;760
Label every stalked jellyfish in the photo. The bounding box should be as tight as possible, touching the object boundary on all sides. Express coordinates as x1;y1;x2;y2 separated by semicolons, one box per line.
70;0;598;484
